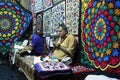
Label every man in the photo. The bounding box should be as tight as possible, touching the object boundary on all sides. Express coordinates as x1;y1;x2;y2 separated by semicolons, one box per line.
30;29;44;56
52;23;78;64
20;29;44;56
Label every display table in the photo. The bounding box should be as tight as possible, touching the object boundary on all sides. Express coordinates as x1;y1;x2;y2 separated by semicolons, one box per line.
15;54;35;80
14;55;72;80
9;43;72;80
9;42;96;80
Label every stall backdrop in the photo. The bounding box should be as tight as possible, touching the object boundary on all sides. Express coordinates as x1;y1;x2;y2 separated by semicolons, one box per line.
0;0;119;76
0;0;32;56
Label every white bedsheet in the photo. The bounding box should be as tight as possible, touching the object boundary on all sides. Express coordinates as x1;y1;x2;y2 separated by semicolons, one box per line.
84;75;119;80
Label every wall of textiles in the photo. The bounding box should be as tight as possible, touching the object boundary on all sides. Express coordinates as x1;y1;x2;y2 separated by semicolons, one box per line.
51;1;65;35
66;0;79;35
81;0;120;76
43;0;53;11
33;0;43;13
31;0;79;36
43;1;65;36
0;0;32;55
43;9;52;36
43;0;79;36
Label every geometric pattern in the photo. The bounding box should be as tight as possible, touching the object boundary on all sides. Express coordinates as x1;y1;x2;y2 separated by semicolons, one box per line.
0;0;32;55
43;0;53;10
51;1;65;35
43;9;52;36
66;0;79;34
82;0;120;71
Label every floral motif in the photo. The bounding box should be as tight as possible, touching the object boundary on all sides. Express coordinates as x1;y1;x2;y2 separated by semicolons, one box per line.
0;1;32;54
82;0;120;71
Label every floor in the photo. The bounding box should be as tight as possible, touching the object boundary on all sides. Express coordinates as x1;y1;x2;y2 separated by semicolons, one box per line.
0;62;28;80
0;64;20;80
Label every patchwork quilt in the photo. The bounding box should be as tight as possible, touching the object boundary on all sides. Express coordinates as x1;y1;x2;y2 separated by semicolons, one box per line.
34;61;72;79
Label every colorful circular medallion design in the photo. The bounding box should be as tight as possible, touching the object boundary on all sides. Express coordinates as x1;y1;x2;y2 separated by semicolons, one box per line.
0;1;32;54
0;2;32;45
82;0;120;71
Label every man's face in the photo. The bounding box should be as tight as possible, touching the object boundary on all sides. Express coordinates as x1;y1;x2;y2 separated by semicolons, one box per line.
58;26;66;38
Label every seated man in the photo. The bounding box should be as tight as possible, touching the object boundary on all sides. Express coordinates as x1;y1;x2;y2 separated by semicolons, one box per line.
20;29;44;56
51;23;78;65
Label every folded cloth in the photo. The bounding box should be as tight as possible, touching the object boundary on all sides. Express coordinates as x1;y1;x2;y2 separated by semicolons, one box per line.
34;61;72;79
19;46;31;54
61;57;72;65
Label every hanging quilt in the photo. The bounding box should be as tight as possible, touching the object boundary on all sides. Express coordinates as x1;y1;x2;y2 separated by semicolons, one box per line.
53;0;63;5
0;0;32;55
66;0;79;34
43;9;52;36
80;0;94;68
43;0;53;10
51;1;65;35
34;0;43;13
82;0;120;75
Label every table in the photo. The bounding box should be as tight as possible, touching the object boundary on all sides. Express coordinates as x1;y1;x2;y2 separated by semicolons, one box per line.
15;55;35;80
15;55;73;80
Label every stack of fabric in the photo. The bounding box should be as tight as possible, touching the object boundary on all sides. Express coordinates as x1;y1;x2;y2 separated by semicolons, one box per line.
34;61;72;79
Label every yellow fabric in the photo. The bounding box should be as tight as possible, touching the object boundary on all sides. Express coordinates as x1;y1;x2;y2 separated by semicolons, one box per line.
53;34;78;60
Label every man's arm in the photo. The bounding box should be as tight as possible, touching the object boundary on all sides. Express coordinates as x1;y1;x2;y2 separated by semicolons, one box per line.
53;42;71;56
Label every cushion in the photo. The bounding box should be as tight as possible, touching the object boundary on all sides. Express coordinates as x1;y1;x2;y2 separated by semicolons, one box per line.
34;61;72;79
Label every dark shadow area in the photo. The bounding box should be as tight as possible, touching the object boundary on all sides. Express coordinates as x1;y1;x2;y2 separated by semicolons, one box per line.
11;64;28;80
0;64;28;80
0;64;20;80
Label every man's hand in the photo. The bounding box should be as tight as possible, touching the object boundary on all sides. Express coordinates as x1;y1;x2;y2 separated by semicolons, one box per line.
53;42;60;48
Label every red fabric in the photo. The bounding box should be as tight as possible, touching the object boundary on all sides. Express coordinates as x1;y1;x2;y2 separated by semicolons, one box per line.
71;63;95;75
106;67;120;76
